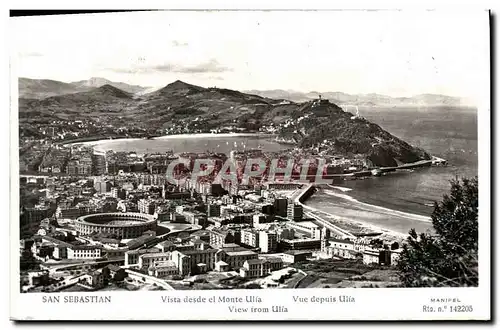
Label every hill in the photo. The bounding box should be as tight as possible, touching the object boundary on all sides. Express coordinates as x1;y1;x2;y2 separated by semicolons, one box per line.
18;77;150;99
39;84;132;105
70;77;150;94
135;80;277;130
18;80;431;166
18;78;82;99
19;85;135;120
274;99;430;166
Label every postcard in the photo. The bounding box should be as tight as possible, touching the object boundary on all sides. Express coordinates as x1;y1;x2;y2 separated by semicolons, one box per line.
9;9;491;321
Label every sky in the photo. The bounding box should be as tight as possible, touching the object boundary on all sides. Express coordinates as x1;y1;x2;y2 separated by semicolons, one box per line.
11;10;489;102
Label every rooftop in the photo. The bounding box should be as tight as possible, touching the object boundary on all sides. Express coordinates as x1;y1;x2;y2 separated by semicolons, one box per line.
288;221;320;229
140;252;173;259
126;235;156;248
283;250;313;256
281;238;321;243
155;261;177;269
106;264;122;272
38;236;73;248
158;241;174;247
329;238;354;244
183;248;218;255
71;245;101;251
225;250;258;257
191;230;210;237
126;248;161;255
245;259;266;265
221;243;241;249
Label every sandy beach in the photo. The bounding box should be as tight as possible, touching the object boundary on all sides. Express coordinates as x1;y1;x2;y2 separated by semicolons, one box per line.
154;132;268;140
65;132;279;154
64;137;143;148
325;187;432;223
66;132;270;146
301;200;409;243
301;185;435;243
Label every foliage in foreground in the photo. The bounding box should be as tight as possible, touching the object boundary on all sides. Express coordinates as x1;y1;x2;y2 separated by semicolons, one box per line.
398;177;478;287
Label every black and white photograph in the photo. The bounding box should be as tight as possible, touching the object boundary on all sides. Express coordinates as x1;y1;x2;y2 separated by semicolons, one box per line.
9;9;491;321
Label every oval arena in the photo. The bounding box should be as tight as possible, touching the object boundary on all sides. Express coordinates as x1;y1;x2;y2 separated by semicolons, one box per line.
75;213;157;239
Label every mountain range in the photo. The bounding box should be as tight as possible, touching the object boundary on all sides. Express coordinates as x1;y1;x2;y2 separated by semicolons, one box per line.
19;76;470;107
18;77;150;99
18;78;436;166
244;89;469;107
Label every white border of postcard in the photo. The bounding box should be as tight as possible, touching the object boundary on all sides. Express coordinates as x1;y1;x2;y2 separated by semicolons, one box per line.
8;7;491;321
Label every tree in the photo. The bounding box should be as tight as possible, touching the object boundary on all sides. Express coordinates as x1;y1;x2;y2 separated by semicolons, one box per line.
397;177;478;287
370;238;384;249
390;242;400;250
101;267;111;280
113;270;127;282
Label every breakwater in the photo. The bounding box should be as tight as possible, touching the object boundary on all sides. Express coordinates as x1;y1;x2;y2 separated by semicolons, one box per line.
296;184;317;203
322;158;436;181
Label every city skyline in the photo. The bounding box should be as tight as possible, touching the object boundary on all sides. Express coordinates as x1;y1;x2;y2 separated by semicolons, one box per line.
11;10;488;103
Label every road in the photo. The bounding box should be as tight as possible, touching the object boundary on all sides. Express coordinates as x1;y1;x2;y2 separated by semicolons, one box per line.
43;258;125;273
293;183;356;239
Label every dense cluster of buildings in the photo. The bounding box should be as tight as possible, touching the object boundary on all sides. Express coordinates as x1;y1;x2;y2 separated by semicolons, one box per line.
19;142;402;292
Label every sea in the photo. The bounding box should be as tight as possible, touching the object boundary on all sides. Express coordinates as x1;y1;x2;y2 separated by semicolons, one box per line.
90;106;478;236
90;133;286;154
306;106;478;235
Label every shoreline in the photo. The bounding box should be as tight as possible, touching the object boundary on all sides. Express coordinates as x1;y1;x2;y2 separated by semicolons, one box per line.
324;187;432;223
64;132;275;148
155;132;274;140
305;204;408;242
294;184;420;242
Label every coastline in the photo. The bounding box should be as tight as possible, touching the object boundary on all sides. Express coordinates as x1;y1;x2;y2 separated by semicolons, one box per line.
154;132;273;140
294;184;425;243
64;132;274;148
305;204;408;242
324;187;432;223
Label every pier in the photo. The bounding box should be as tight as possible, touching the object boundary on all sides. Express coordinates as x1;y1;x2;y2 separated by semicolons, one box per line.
431;156;448;166
322;158;437;180
379;159;433;172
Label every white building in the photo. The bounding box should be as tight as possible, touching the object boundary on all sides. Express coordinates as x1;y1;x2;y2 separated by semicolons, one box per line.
362;248;381;265
138;251;191;276
287;221;321;239
138;199;156;215
67;245;102;259
327;238;357;259
259;231;278;253
241;228;260;248
148;261;179;277
240;258;284;278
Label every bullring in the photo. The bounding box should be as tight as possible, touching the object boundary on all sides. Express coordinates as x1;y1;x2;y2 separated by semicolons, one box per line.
75;212;157;239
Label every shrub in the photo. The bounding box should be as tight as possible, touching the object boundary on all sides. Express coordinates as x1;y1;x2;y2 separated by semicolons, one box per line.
398;177;478;287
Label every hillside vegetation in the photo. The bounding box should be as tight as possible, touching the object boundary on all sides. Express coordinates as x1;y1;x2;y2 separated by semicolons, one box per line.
18;79;430;166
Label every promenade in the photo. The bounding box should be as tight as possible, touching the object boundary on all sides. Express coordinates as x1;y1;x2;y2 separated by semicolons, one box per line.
292;184;356;239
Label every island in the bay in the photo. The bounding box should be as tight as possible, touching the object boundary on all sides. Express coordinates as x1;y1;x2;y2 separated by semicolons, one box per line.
19;78;450;292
